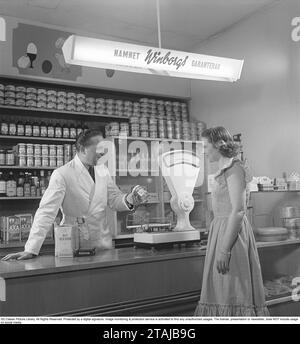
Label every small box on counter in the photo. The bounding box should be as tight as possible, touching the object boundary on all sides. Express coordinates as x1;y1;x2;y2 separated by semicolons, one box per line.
0;216;21;242
54;224;79;258
15;213;33;241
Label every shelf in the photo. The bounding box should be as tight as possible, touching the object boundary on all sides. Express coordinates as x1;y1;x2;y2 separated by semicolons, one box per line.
0;135;75;142
117;169;160;174
0;166;56;170
251;190;300;193
256;238;300;248
0;239;54;249
110;136;202;143
0;105;129;121
0;196;42;200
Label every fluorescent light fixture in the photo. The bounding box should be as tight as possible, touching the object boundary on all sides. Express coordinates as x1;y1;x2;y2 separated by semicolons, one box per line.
62;35;244;82
0;17;6;42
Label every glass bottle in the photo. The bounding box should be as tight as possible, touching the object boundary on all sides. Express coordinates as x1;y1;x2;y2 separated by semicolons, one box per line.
9;120;17;136
23;172;31;197
55;122;63;138
32;120;40;137
0;171;6;196
40;121;48;137
70;123;77;139
30;172;37;197
47;122;55;138
6;171;17;197
76;123;83;137
0;117;9;135
25;120;33;137
16;171;24;197
40;170;47;195
17;120;25;136
63;123;70;139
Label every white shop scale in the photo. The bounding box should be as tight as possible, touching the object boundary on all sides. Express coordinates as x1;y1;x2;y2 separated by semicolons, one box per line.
133;149;205;248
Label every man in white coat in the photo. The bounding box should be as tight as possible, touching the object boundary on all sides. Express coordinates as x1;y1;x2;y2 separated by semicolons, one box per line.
2;129;148;260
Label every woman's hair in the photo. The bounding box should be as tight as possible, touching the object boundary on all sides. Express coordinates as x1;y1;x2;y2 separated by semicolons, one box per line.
201;126;239;158
75;129;103;152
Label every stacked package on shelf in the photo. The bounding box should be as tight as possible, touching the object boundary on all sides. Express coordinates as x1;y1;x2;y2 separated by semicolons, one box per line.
273;177;288;191
257;176;274;191
0;213;53;243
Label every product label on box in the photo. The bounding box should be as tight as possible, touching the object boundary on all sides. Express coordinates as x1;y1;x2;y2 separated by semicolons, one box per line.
54;225;77;257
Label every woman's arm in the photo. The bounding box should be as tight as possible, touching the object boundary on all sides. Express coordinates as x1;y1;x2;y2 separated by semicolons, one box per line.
216;163;246;274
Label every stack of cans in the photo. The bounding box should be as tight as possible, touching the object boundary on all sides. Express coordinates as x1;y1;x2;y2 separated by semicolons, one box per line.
156;100;165;118
115;100;123;117
119;123;130;137
166;120;174;139
75;93;86;112
139;115;149;138
124;101;133;118
182;121;191;141
95;98;105;115
196;121;207;140
130;116;140;137
190;122;198;141
66;92;77;112
105;99;114;116
105;122;120;137
174;121;182;140
149;116;158;138
158;119;166;138
85;97;95;114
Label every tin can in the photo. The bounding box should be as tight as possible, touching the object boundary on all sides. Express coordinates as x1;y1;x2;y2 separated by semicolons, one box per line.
26;87;37;94
0;98;4;105
17;154;26;166
34;156;42;167
56;145;64;156
140;131;149;138
47;102;56;110
57;157;64;167
42;156;49;167
64;144;72;156
49;157;56;167
49;145;56;157
27;155;34;167
140;125;149;131
57;91;67;97
34;144;41;156
15;92;25;99
5;98;16;106
26;93;37;101
15;99;25;107
37;88;47;95
5;85;15;92
0;150;5;165
57;103;66;111
47;90;57;97
26;144;34;155
131;131;140;137
41;144;49;156
77;93;85;100
15;86;26;93
0;84;4;91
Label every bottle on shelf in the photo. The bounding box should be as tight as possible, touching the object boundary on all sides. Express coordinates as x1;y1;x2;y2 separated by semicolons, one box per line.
40;170;47;195
63;123;70;139
16;171;24;197
76;123;83;137
9;119;17;136
17;119;25;136
25;120;33;137
47;121;55;138
23;172;31;197
32;120;40;137
6;171;17;197
70;123;77;139
55;122;63;138
40;121;48;137
0;117;9;135
83;123;89;132
30;172;37;197
46;171;52;186
0;171;6;196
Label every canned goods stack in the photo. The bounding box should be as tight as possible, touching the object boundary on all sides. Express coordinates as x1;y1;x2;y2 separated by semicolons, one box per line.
0;149;15;166
105;122;119;137
114;99;124;117
166;119;174;139
139;115;149;138
196;121;207;140
105;98;114;116
174;120;182;140
0;83;4;105
158;119;166;138
190;122;198;141
149;116;158;138
76;93;86;112
95;98;105;115
129;116;140;137
140;98;156;119
124;101;133;118
86;96;96;114
156;100;165;118
119;122;130;137
182;121;191;141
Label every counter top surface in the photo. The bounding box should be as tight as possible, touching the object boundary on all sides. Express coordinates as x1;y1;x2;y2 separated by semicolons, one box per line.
0;245;206;279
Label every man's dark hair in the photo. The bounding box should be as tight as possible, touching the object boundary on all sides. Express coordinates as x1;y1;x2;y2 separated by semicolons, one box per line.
75;128;103;152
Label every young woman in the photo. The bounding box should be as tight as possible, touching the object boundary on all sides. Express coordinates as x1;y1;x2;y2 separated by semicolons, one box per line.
194;127;269;316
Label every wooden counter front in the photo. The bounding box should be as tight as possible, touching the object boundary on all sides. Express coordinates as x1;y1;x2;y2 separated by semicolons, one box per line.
0;246;205;316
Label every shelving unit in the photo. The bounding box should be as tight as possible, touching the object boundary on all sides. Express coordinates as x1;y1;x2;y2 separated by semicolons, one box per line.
0;75;196;251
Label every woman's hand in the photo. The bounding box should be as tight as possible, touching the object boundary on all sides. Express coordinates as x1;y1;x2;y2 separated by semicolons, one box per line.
216;250;231;274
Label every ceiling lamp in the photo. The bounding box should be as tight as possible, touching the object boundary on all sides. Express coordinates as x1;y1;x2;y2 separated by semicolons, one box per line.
0;17;6;41
62;1;243;82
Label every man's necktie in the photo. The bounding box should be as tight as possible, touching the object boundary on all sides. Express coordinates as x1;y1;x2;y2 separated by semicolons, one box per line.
88;166;95;182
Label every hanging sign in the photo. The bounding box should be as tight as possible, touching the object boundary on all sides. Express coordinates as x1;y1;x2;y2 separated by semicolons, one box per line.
62;35;244;82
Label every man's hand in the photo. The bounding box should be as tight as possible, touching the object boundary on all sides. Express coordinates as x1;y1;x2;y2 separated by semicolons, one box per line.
126;185;149;207
1;251;36;261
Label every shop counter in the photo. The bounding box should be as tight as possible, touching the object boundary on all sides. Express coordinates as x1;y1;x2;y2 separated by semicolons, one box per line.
0;245;205;316
1;241;300;317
